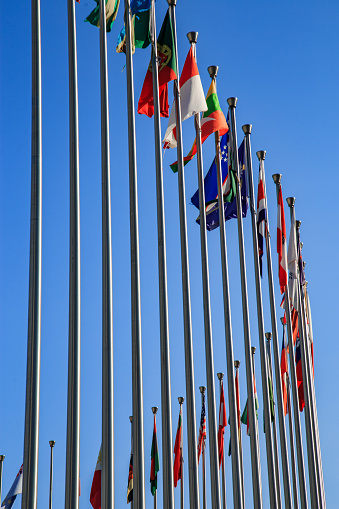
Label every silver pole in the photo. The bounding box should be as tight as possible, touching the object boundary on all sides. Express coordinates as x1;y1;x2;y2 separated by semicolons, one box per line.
149;2;174;507
217;374;227;509
227;99;262;509
125;3;145;508
272;175;308;509
0;455;5;506
242;125;278;508
99;0;114;506
152;407;158;509
199;387;207;509
129;416;133;509
209;70;242;509
65;0;81;507
233;363;245;508
22;0;42;506
265;333;283;509
188;32;221;509
49;441;55;509
178;397;185;509
256;152;293;509
167;3;200;508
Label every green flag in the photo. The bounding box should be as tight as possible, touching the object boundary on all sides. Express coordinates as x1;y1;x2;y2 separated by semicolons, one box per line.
116;10;151;54
85;0;120;33
150;416;160;495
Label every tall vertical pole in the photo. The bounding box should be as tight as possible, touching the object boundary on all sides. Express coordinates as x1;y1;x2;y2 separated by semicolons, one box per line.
217;374;227;509
49;441;55;509
228;99;262;509
256;151;293;509
188;31;221;509
209;68;243;509
199;387;207;509
22;0;42;507
178;397;185;509
272;175;308;509
152;407;158;509
167;3;200;508
99;0;114;507
129;416;133;509
125;2;145;508
242;125;278;508
234;362;245;508
149;2;174;508
65;0;81;507
0;455;5;506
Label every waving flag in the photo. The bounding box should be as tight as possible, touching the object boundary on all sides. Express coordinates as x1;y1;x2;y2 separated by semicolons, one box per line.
173;405;183;487
85;0;120;32
281;326;289;416
116;0;152;54
1;464;23;509
218;380;227;467
90;446;102;509
277;185;288;293
197;392;207;463
257;160;267;276
150;414;160;495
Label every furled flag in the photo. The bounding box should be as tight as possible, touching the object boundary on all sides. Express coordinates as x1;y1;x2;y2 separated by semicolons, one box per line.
150;414;160;495
241;375;259;436
295;336;305;412
197;391;207;464
281;325;289;416
305;287;314;377
218;380;227;467
228;367;242;456
163;46;207;149
170;79;228;172
280;293;298;348
127;453;133;503
90;446;102;509
116;0;152;54
85;0;120;32
277;185;288;293
1;464;23;509
173;405;183;487
138;9;177;118
296;228;305;287
287;208;298;309
264;366;275;433
257;159;267;277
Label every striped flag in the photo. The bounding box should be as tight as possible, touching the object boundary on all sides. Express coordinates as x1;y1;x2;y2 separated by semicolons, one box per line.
150;414;160;495
277;185;288;293
295;336;305;412
90;447;101;509
127;453;133;503
218;381;227;467
173;405;183;487
197;392;207;463
281;326;289;416
1;464;23;509
257;160;267;277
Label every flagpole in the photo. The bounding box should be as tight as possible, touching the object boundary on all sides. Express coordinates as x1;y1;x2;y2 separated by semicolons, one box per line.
167;3;200;508
130;416;133;509
227;98;262;509
242;125;278;508
149;2;175;508
199;387;207;509
99;0;114;506
272;175;308;509
22;0;42;505
125;3;145;508
286;200;320;509
234;362;245;508
256;151;293;509
152;407;158;509
187;32;221;509
265;334;283;509
178;397;185;509
65;0;81;506
217;374;227;509
0;455;5;506
49;441;55;509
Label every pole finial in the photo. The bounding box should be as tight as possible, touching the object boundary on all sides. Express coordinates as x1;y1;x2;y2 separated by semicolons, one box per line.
265;332;272;341
49;440;55;448
199;386;206;394
286;197;295;208
129;415;133;423
280;317;285;325
256;150;266;161
296;220;301;230
178;396;184;405
227;97;238;108
187;32;198;44
152;406;158;415
272;173;282;185
217;372;224;381
207;66;218;79
234;360;240;369
242;124;252;135
166;0;177;5
251;346;256;355
0;455;5;461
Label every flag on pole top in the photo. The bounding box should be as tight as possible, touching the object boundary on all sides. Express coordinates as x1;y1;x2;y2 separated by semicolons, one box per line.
257;160;267;277
218;380;227;467
229;368;242;456
297;229;305;287
90;446;102;509
173;405;183;487
1;464;23;509
127;453;133;503
281;327;289;416
137;9;177;118
277;185;288;293
116;0;152;54
150;415;160;495
163;46;207;149
85;0;120;32
295;336;305;412
241;375;259;436
197;392;207;464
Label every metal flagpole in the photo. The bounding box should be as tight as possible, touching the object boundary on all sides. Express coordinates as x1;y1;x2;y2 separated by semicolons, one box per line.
227;99;262;509
199;387;207;509
152;407;158;509
178;397;185;509
217;374;227;509
129;416;133;509
125;2;145;508
0;455;5;506
99;0;114;507
187;32;221;509
286;201;320;509
149;1;174;507
65;0;81;507
272;175;308;509
22;0;42;506
234;362;245;508
209;67;243;509
265;333;283;509
167;3;200;508
256;151;293;509
49;441;55;509
242;125;278;508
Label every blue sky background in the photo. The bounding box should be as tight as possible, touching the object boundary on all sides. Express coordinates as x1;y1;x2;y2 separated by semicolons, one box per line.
1;0;338;507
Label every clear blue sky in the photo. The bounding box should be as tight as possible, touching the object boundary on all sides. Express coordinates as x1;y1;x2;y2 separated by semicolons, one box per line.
1;0;338;507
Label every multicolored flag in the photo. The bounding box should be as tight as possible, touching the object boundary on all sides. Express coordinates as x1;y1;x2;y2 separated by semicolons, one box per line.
257;160;267;277
281;326;289;416
295;336;305;412
163;46;207;149
170;79;228;172
127;453;133;503
150;414;160;495
138;9;177;118
1;464;23;509
277;185;288;293
197;391;207;464
116;0;152;54
90;446;102;509
218;380;227;467
241;375;259;436
85;0;120;32
173;405;183;487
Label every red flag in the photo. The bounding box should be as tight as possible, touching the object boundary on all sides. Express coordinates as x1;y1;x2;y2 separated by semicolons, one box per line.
295;336;305;412
235;369;241;440
197;392;206;464
90;447;102;509
218;381;227;467
280;328;289;416
173;406;183;487
277;186;288;293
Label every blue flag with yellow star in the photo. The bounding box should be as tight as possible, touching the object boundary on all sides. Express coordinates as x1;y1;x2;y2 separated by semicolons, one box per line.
1;464;23;509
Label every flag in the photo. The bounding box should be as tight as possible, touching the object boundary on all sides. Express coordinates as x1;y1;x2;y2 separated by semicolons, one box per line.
257;160;267;277
229;368;242;456
197;392;207;464
264;369;275;433
281;327;289;416
305;287;314;377
163;47;207;149
116;0;152;54
85;0;120;32
138;10;177;118
277;185;288;293
296;228;305;287
1;464;23;509
173;405;183;487
170;79;228;172
90;446;102;509
218;381;227;467
150;415;160;495
127;453;133;503
241;375;259;436
280;293;298;348
295;336;305;412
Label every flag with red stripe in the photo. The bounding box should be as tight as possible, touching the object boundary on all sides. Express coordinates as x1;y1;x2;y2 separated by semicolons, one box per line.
281;326;289;416
277;185;288;293
218;380;227;467
90;446;102;509
197;392;207;464
257;160;267;277
173;405;183;487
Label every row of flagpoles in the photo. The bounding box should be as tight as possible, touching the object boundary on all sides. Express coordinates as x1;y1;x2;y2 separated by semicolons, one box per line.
16;0;326;507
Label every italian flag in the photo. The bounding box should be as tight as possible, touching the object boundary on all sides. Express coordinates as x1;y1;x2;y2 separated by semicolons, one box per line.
163;46;207;149
90;446;102;509
170;79;228;173
150;415;160;495
85;0;120;32
173;406;182;487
